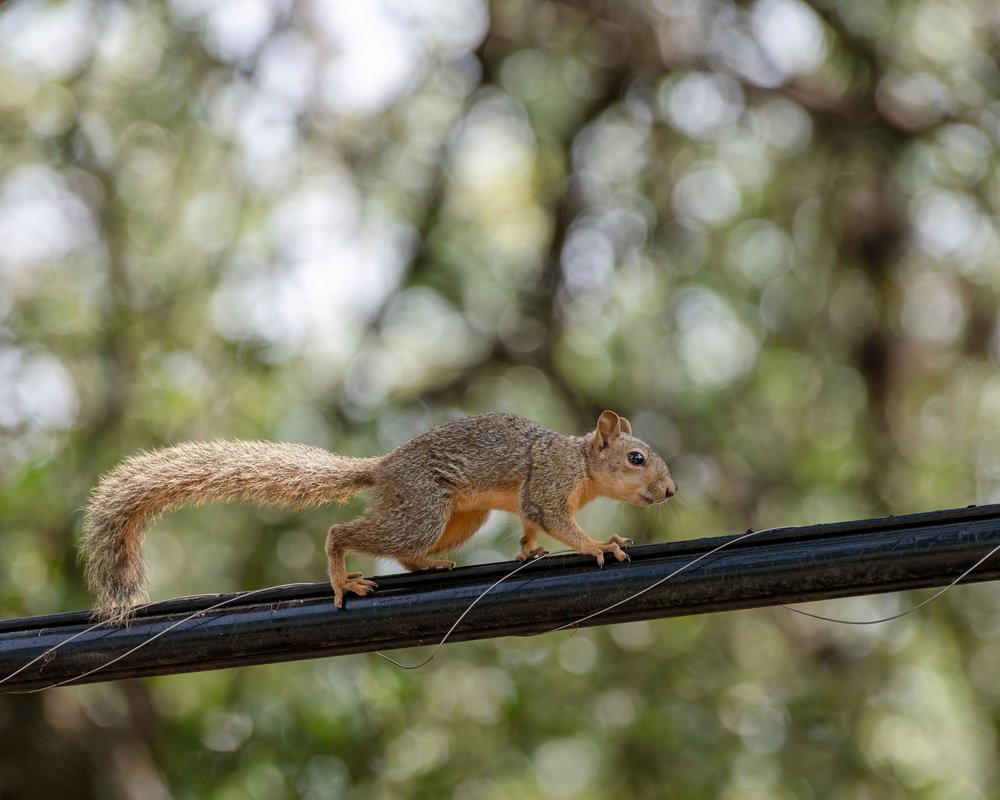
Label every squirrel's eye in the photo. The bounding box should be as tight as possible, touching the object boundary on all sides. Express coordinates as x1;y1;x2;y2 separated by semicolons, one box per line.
627;451;645;466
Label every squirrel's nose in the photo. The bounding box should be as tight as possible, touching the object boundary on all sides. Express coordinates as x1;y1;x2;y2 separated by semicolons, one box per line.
663;479;677;500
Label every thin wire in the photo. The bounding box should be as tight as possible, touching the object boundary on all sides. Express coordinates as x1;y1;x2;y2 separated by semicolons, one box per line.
374;551;563;669
6;583;312;693
781;539;1000;625
0;596;180;686
10;525;1000;686
0;618;117;686
375;526;785;668
545;526;779;634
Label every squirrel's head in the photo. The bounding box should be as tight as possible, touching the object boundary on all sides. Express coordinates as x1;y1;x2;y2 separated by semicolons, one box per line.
586;410;677;506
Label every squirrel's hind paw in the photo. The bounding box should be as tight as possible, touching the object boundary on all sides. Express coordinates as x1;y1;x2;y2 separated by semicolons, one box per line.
515;546;548;561
333;575;378;608
398;557;456;572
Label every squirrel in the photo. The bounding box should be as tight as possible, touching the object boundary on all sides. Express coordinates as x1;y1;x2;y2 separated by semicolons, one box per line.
81;410;677;620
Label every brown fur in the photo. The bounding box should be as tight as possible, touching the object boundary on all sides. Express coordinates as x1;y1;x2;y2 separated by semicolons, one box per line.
81;411;676;619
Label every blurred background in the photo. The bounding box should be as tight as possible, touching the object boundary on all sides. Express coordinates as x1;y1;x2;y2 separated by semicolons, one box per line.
2;0;1000;796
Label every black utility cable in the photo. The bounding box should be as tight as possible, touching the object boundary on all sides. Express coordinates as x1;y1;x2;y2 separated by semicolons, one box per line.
1;504;999;692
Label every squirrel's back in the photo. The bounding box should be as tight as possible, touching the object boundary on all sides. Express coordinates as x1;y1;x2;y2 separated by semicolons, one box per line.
383;412;563;488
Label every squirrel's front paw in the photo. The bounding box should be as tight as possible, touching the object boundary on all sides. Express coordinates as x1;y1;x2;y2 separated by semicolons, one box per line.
605;534;634;548
593;536;631;567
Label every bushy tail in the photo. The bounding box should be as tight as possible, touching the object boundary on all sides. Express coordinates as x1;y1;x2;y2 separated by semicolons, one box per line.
81;441;381;621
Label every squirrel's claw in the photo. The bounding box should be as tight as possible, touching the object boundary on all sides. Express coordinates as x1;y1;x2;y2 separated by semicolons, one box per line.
608;545;629;563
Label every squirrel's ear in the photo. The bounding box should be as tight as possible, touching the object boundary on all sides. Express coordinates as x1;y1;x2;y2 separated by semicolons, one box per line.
595;410;622;450
618;416;632;435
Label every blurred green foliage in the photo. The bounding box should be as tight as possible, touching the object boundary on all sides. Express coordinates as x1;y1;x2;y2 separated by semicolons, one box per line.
2;0;1000;796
